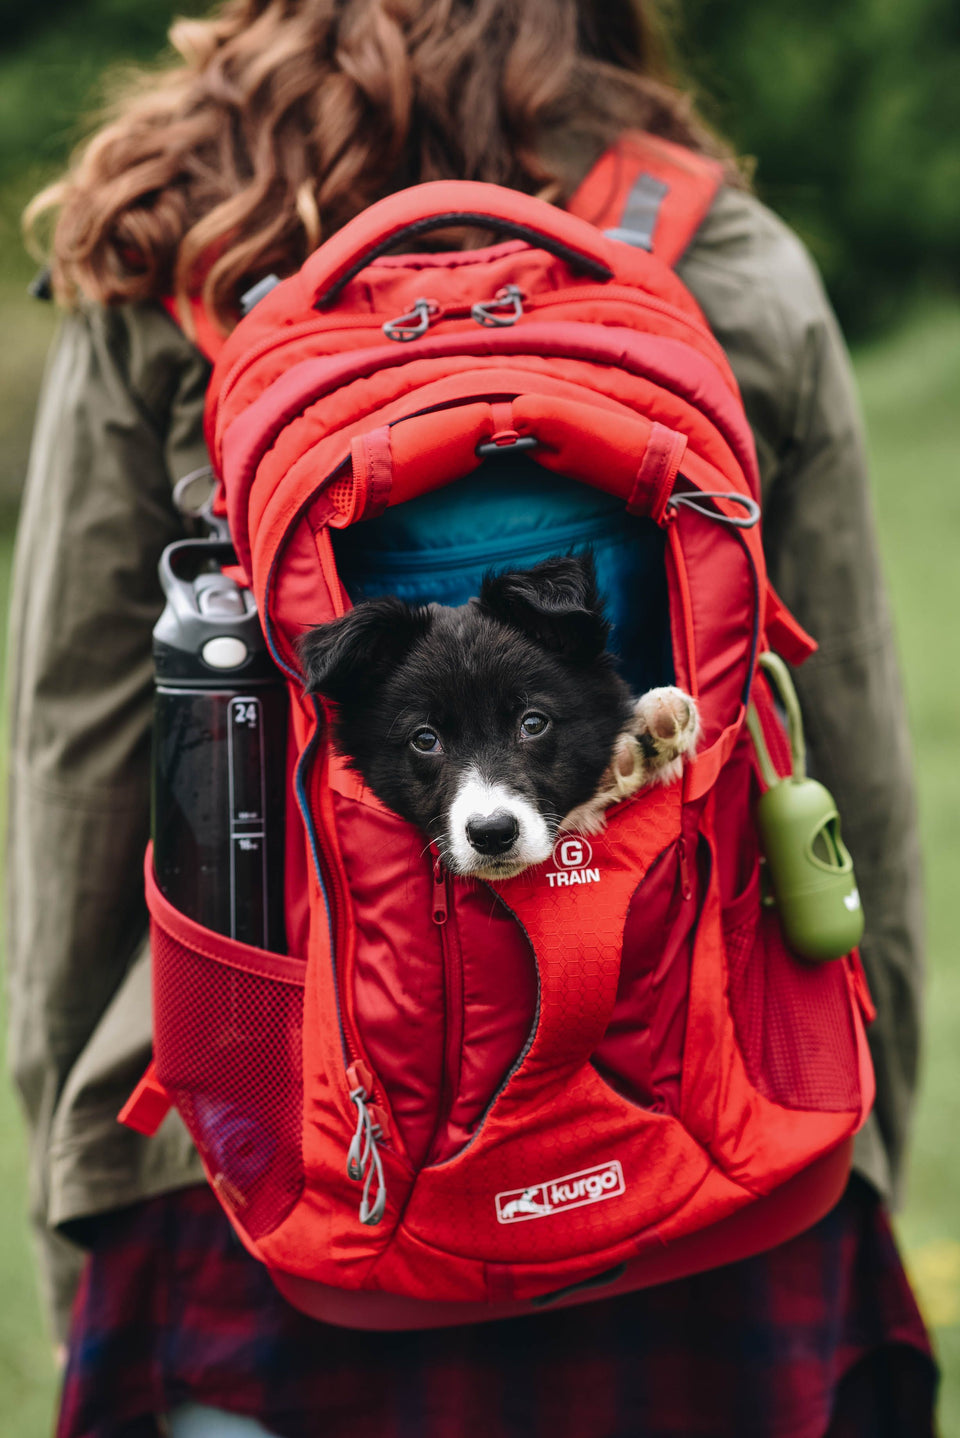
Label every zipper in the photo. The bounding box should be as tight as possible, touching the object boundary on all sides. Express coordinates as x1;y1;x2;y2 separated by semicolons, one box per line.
432;858;450;925
733;526;763;708
216;312;386;425
664;510;699;702
427;857;466;1163
217;282;728;423
295;716;400;1224
424;890;540;1171
678;836;693;902
337;509;628;576
526;285;728;369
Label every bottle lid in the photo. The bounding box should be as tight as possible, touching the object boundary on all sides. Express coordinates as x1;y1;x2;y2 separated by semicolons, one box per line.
153;539;280;685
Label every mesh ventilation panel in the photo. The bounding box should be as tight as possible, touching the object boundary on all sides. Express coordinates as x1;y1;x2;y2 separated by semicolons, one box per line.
327;475;358;527
724;905;860;1113
152;920;306;1239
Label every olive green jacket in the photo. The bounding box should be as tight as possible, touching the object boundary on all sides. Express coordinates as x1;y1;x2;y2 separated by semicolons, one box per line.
6;187;923;1341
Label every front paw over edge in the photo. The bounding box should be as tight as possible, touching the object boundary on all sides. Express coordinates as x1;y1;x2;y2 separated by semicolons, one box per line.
630;685;701;786
560;687;700;835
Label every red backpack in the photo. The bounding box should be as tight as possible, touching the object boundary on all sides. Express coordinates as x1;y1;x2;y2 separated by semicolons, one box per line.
123;133;875;1328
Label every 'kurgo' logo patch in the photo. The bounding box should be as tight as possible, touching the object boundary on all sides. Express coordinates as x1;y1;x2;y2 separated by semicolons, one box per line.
545;835;601;889
495;1161;625;1224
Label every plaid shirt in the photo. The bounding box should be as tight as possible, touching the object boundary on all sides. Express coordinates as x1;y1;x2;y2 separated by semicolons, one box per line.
57;1177;935;1438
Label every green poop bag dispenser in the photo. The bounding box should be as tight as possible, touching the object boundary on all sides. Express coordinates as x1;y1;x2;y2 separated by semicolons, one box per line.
746;652;864;963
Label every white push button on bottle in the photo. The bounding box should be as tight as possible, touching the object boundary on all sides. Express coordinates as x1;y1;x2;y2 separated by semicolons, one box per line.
202;636;249;669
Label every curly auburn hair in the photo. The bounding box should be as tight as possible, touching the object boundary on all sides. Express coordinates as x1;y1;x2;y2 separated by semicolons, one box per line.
27;0;740;333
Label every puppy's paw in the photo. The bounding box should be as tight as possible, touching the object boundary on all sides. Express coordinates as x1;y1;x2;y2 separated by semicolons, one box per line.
630;686;700;785
558;688;700;837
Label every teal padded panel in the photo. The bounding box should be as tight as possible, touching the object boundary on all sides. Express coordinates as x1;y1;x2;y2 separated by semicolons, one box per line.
331;455;673;694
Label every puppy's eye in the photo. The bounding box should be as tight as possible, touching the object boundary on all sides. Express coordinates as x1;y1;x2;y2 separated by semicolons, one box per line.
411;727;443;754
520;712;550;739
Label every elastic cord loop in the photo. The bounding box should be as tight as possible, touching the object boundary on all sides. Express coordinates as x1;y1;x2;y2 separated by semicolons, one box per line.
669;491;761;529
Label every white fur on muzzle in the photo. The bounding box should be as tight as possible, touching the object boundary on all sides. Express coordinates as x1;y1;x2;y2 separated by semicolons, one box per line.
446;768;553;878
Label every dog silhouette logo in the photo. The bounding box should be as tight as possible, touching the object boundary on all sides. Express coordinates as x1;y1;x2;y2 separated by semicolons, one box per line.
496;1161;625;1224
497;1186;555;1222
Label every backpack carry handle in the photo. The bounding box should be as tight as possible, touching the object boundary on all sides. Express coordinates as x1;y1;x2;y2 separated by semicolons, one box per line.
305;181;617;309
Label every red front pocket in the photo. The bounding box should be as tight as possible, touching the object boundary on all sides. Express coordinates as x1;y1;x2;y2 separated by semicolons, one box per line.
146;859;307;1240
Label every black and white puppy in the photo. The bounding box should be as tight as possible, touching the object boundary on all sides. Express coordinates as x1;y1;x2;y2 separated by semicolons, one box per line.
299;555;699;880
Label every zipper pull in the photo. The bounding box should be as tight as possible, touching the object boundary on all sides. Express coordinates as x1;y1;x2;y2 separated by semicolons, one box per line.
471;284;526;328
346;1080;387;1226
382;297;438;342
678;836;693;901
432;859;449;925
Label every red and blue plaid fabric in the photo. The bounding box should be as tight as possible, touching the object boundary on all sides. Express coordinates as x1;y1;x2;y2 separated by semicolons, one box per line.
57;1177;936;1438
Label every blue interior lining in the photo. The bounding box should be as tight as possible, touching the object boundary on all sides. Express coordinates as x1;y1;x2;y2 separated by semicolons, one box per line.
331;455;673;694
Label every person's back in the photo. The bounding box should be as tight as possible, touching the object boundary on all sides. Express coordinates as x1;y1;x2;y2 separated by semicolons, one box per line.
10;2;932;1434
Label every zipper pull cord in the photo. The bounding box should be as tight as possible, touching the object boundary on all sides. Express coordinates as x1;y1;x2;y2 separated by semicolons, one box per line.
346;1086;387;1225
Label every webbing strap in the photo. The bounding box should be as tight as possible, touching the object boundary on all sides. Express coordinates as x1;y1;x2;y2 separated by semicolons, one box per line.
764;581;818;665
604;173;670;252
567;131;723;267
161;293;227;364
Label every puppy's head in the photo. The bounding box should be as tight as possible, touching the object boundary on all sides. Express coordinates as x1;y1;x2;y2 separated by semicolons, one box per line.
299;554;633;879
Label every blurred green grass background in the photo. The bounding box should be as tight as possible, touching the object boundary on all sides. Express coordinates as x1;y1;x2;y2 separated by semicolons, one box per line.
1;0;959;1433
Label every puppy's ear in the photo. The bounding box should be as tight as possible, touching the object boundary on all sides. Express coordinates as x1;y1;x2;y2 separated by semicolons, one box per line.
298;597;431;704
477;552;610;664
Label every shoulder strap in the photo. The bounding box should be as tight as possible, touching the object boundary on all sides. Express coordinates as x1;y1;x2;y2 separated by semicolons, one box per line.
161;293;227;365
566;131;723;266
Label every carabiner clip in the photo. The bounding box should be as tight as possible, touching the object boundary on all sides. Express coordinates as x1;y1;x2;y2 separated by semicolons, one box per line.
471;284;525;328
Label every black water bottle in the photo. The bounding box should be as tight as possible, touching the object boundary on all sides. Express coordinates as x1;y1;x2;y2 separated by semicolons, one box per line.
152;539;287;951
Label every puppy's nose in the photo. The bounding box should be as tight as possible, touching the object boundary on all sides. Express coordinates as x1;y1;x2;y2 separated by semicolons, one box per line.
466;811;520;856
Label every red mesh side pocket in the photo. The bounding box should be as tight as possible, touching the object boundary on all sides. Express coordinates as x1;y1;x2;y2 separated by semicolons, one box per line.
147;869;306;1241
723;874;861;1112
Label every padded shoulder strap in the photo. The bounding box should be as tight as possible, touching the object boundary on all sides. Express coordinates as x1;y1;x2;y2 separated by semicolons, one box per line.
162;293;228;365
566;131;723;267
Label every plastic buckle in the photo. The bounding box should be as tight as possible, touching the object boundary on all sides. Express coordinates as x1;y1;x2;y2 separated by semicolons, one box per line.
475;431;539;459
471;284;526;328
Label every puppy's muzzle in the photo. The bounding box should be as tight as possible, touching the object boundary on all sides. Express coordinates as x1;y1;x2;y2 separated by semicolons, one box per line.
465;810;521;857
448;772;553;876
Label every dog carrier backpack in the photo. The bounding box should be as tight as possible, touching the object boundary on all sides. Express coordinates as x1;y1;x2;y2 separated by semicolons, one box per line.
122;133;876;1328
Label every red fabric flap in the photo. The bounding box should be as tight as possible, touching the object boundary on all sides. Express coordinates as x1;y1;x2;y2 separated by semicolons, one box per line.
764;582;818;665
117;1060;172;1137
